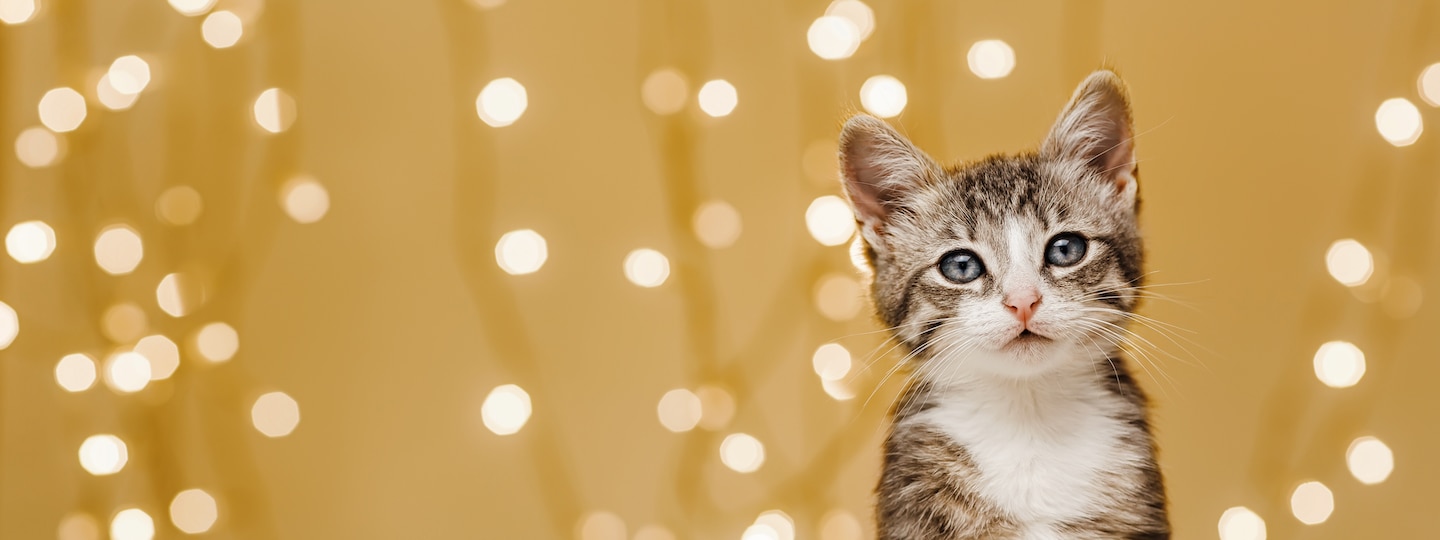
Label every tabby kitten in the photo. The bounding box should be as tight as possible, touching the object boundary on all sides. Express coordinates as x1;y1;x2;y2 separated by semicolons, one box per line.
840;71;1169;539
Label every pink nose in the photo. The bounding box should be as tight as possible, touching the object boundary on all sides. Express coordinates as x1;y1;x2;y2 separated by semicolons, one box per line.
1004;289;1042;325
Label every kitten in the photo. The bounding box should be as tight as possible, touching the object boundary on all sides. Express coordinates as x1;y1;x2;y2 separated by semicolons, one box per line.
839;71;1169;539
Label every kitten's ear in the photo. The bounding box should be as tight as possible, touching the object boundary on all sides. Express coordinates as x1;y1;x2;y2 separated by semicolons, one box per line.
838;115;939;234
1041;70;1138;205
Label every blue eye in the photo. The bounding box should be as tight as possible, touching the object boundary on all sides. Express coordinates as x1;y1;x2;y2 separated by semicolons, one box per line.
1045;233;1088;267
938;250;986;284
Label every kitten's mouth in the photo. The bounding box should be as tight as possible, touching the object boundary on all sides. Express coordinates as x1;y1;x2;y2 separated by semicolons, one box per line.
1006;329;1053;347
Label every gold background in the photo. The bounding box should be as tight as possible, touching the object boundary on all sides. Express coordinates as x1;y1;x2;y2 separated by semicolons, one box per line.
2;0;1438;538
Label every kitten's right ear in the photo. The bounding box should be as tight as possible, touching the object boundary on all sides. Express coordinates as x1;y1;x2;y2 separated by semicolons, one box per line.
838;115;938;236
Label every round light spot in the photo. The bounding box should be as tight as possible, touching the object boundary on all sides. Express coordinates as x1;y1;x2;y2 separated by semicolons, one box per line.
577;511;626;540
167;0;216;16
697;79;738;118
58;512;101;540
15;126;61;168
280;176;330;224
807;16;861;60
720;432;765;473
105;352;152;393
0;301;16;350
1325;239;1373;287
967;39;1016;79
110;508;154;540
56;353;98;392
825;0;875;41
1381;276;1424;319
802;139;839;185
632;524;675;540
135;335;180;380
815;274;863;321
156;274;186;317
624;248;670;288
1346;436;1394;485
1290;481;1334;525
107;56;152;96
1375;97;1423;146
78;434;128;475
812;343;852;381
481;384;531;435
156;186;203;226
476;77;528;127
0;0;38;25
849;236;871;273
39;87;87;132
253;88;297;133
806;195;856;246
822;378;856;400
743;524;781;540
755;510;795;540
468;0;506;9
1420;63;1440;107
6;220;56;263
859;74;907;118
252;391;300;437
819;509;863;540
169;489;218;534
692;200;742;249
1217;506;1266;540
96;75;139;111
101;303;148;343
495;229;548;275
695;385;734;430
94;225;144;275
657;388;702;433
201;10;242;48
642;68;689;115
1313;340;1365;388
196;322;239;362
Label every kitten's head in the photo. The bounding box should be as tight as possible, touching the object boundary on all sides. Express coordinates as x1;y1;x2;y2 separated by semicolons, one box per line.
841;70;1144;380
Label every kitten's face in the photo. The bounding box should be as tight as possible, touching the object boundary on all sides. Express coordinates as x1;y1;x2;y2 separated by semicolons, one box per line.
841;71;1143;381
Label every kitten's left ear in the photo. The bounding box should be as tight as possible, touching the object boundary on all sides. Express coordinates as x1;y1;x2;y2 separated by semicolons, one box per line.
1041;70;1138;206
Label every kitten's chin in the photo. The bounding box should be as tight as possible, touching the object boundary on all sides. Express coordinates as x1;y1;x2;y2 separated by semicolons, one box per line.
952;334;1077;380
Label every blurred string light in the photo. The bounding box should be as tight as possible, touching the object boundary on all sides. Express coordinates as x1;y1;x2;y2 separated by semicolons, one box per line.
694;385;734;430
157;273;188;317
698;80;738;117
1346;436;1394;485
806;195;855;246
15;126;62;168
859;75;907;118
743;523;781;540
1290;481;1334;525
467;0;507;10
39;87;87;132
135;335;180;380
110;508;154;540
812;343;852;381
102;303;148;343
754;510;795;540
1325;239;1373;287
825;0;874;41
624;248;670;288
156;186;204;226
656;388;702;432
815;273;863;321
7;220;57;263
476;78;528;127
481;384;531;435
692;200;742;249
169;489;218;534
819;510;863;540
807;16;861;60
78;434;128;475
967;40;1016;79
0;301;18;350
58;512;101;540
632;525;675;540
201;10;243;48
254;88;297;133
280;176;330;223
56;353;98;392
105;352;153;393
495;229;548;275
195;322;239;362
1420;63;1440;107
107;56;152;95
252;392;301;437
641;68;689;115
1313;340;1365;388
96;75;139;111
1374;98;1422;146
1217;506;1267;540
719;432;765;473
578;511;626;540
94;225;144;275
167;0;215;16
0;0;38;25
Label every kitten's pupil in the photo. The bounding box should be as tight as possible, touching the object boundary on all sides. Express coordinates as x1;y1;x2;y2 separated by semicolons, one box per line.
1045;233;1088;267
939;250;985;283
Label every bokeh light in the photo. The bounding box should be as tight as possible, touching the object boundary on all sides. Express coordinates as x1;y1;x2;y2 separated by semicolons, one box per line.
135;335;180;380
15;126;61;168
39;87;87;132
743;523;781;540
807;16;861;60
57;512;101;540
107;56;152;95
1313;340;1365;388
1218;506;1266;540
0;301;17;350
110;508;154;540
0;0;37;25
1420;63;1440;107
201;10;243;48
967;39;1016;79
825;0;875;41
821;378;856;400
819;509;863;540
815;273;863;321
632;524;675;540
1325;239;1373;287
157;273;188;317
695;385;734;430
6;220;57;263
56;353;98;392
641;68;689;115
1346;436;1394;485
101;303;148;343
196;322;239;362
806;195;856;246
692;200;742;249
1290;481;1334;525
859;75;907;118
156;186;204;226
755;510;795;540
624;248;670;288
78;434;128;475
167;0;216;16
105;352;152;393
252;391;301;437
94;225;144;275
495;229;548;275
170;489;218;534
578;511;626;540
719;432;765;473
96;75;139;110
280;176;330;223
812;343;852;381
1375;98;1422;146
656;389;702;433
253;88;297;133
476;77;528;127
481;384;531;435
697;79;738;117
